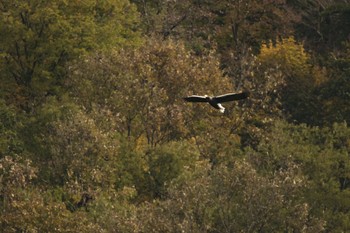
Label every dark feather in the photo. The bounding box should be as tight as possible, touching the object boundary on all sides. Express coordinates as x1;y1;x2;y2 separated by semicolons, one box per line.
183;95;208;102
214;92;249;103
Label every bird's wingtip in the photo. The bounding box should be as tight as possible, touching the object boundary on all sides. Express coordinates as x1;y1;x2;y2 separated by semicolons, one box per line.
242;90;250;98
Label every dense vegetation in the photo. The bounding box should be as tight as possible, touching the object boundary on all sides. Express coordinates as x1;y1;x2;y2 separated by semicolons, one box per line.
1;0;349;232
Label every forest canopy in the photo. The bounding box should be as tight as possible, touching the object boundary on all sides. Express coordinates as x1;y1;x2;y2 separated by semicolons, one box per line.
1;0;350;232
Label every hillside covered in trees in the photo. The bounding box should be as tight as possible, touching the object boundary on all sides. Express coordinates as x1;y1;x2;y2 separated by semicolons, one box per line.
1;0;350;232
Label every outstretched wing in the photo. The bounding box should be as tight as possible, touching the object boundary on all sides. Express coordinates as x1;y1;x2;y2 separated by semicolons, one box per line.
183;95;208;102
214;92;250;103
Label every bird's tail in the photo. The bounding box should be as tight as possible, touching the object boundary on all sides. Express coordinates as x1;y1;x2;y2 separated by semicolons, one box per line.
218;104;225;113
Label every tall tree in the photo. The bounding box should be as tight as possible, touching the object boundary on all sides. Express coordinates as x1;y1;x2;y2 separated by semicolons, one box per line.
67;38;234;147
0;0;141;110
292;0;350;53
132;0;298;53
258;37;323;125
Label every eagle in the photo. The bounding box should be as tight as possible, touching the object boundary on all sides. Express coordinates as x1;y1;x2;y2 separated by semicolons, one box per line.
183;91;249;113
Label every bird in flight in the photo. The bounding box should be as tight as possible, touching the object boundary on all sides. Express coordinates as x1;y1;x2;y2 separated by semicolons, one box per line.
183;91;249;113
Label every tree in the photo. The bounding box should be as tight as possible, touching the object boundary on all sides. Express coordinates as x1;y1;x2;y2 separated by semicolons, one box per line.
292;0;350;53
254;120;350;232
0;0;141;111
258;37;323;124
0;100;27;159
132;0;298;51
132;158;325;232
0;156;101;232
67;38;234;147
22;98;119;190
317;43;350;124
